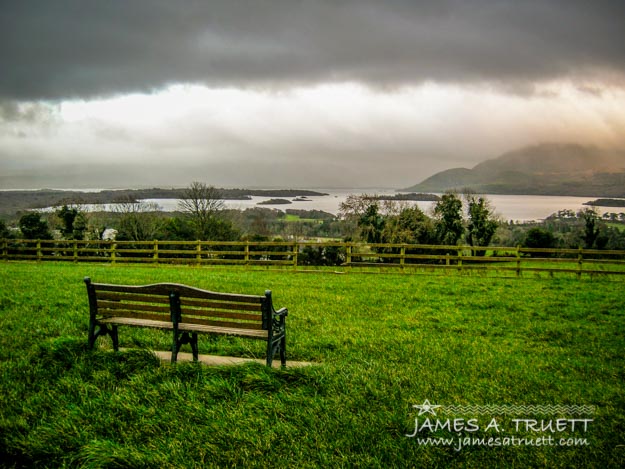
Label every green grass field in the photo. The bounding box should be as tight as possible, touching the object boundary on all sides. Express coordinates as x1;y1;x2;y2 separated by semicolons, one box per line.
0;262;623;468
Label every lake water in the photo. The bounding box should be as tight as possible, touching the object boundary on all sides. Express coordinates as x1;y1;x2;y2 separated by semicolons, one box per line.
139;189;620;222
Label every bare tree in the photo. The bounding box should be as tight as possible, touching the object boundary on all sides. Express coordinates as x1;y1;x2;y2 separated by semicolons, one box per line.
114;196;163;241
178;182;225;239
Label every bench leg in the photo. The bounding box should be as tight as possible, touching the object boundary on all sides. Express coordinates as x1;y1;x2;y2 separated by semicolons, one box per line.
266;335;286;368
172;331;197;364
266;340;274;368
172;330;186;364
88;323;117;351
280;335;286;367
111;325;119;352
171;331;178;364
191;333;199;362
88;321;98;349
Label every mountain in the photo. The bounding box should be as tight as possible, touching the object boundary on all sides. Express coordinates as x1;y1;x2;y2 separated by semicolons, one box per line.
403;143;625;197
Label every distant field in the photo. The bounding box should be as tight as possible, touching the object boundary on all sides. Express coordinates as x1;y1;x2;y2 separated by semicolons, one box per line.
282;213;323;223
0;262;623;467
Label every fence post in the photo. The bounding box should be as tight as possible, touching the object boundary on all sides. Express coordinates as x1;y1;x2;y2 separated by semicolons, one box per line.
73;240;78;262
446;253;450;266
457;248;463;272
346;244;352;266
37;240;42;261
110;242;117;264
577;247;583;279
153;240;159;263
516;245;521;277
244;241;250;265
400;245;405;268
292;241;298;269
196;240;202;265
2;239;8;260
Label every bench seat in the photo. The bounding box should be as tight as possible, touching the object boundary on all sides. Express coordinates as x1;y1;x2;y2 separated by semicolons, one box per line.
98;317;174;329
177;322;268;338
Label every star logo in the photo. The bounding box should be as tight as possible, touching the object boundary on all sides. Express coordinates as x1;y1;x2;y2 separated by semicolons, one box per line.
413;399;441;416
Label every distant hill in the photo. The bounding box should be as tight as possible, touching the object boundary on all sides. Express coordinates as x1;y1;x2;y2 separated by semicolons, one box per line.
403;143;625;197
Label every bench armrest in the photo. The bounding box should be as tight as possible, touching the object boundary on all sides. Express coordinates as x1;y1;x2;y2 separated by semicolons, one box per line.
270;307;288;337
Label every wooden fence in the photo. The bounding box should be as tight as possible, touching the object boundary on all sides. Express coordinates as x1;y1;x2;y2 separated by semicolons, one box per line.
2;238;625;277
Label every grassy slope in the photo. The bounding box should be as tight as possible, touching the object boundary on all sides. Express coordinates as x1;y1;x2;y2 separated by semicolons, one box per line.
0;262;623;468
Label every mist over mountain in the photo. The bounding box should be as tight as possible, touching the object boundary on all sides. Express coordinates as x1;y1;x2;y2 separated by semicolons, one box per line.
403;143;625;197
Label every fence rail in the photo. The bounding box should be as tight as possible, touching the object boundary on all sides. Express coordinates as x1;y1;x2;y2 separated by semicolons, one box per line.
2;238;625;277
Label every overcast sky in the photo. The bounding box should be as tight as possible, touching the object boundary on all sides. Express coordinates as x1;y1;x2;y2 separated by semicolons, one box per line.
1;0;624;189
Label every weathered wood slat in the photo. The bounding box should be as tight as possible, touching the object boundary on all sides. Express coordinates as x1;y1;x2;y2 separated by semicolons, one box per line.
180;307;263;321
177;289;263;303
95;283;177;295
97;300;171;314
96;310;270;337
177;322;267;338
94;282;263;303
99;313;174;324
179;316;263;330
180;298;260;311
97;292;171;304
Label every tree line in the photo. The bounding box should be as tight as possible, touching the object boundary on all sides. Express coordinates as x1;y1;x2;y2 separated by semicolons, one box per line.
496;209;625;251
338;192;498;258
2;182;625;256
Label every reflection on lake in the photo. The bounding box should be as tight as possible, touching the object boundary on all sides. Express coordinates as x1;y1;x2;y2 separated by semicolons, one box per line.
138;189;619;222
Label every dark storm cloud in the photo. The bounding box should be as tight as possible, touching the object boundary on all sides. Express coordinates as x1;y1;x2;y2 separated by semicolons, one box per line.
1;0;624;101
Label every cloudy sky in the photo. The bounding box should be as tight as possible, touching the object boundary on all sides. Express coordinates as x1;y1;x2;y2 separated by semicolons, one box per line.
1;0;624;189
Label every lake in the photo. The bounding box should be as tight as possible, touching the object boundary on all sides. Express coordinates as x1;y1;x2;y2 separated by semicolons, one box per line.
139;189;620;222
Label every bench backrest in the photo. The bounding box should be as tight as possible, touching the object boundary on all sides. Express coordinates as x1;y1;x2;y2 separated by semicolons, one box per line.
85;278;271;330
85;279;177;323
169;284;270;330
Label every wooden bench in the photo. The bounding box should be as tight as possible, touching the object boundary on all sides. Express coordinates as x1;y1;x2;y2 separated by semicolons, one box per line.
84;277;288;366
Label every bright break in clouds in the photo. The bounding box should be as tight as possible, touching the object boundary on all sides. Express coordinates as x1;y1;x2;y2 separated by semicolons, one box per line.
1;0;624;188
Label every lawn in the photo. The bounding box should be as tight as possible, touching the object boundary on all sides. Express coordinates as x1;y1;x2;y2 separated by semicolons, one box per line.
0;261;623;468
